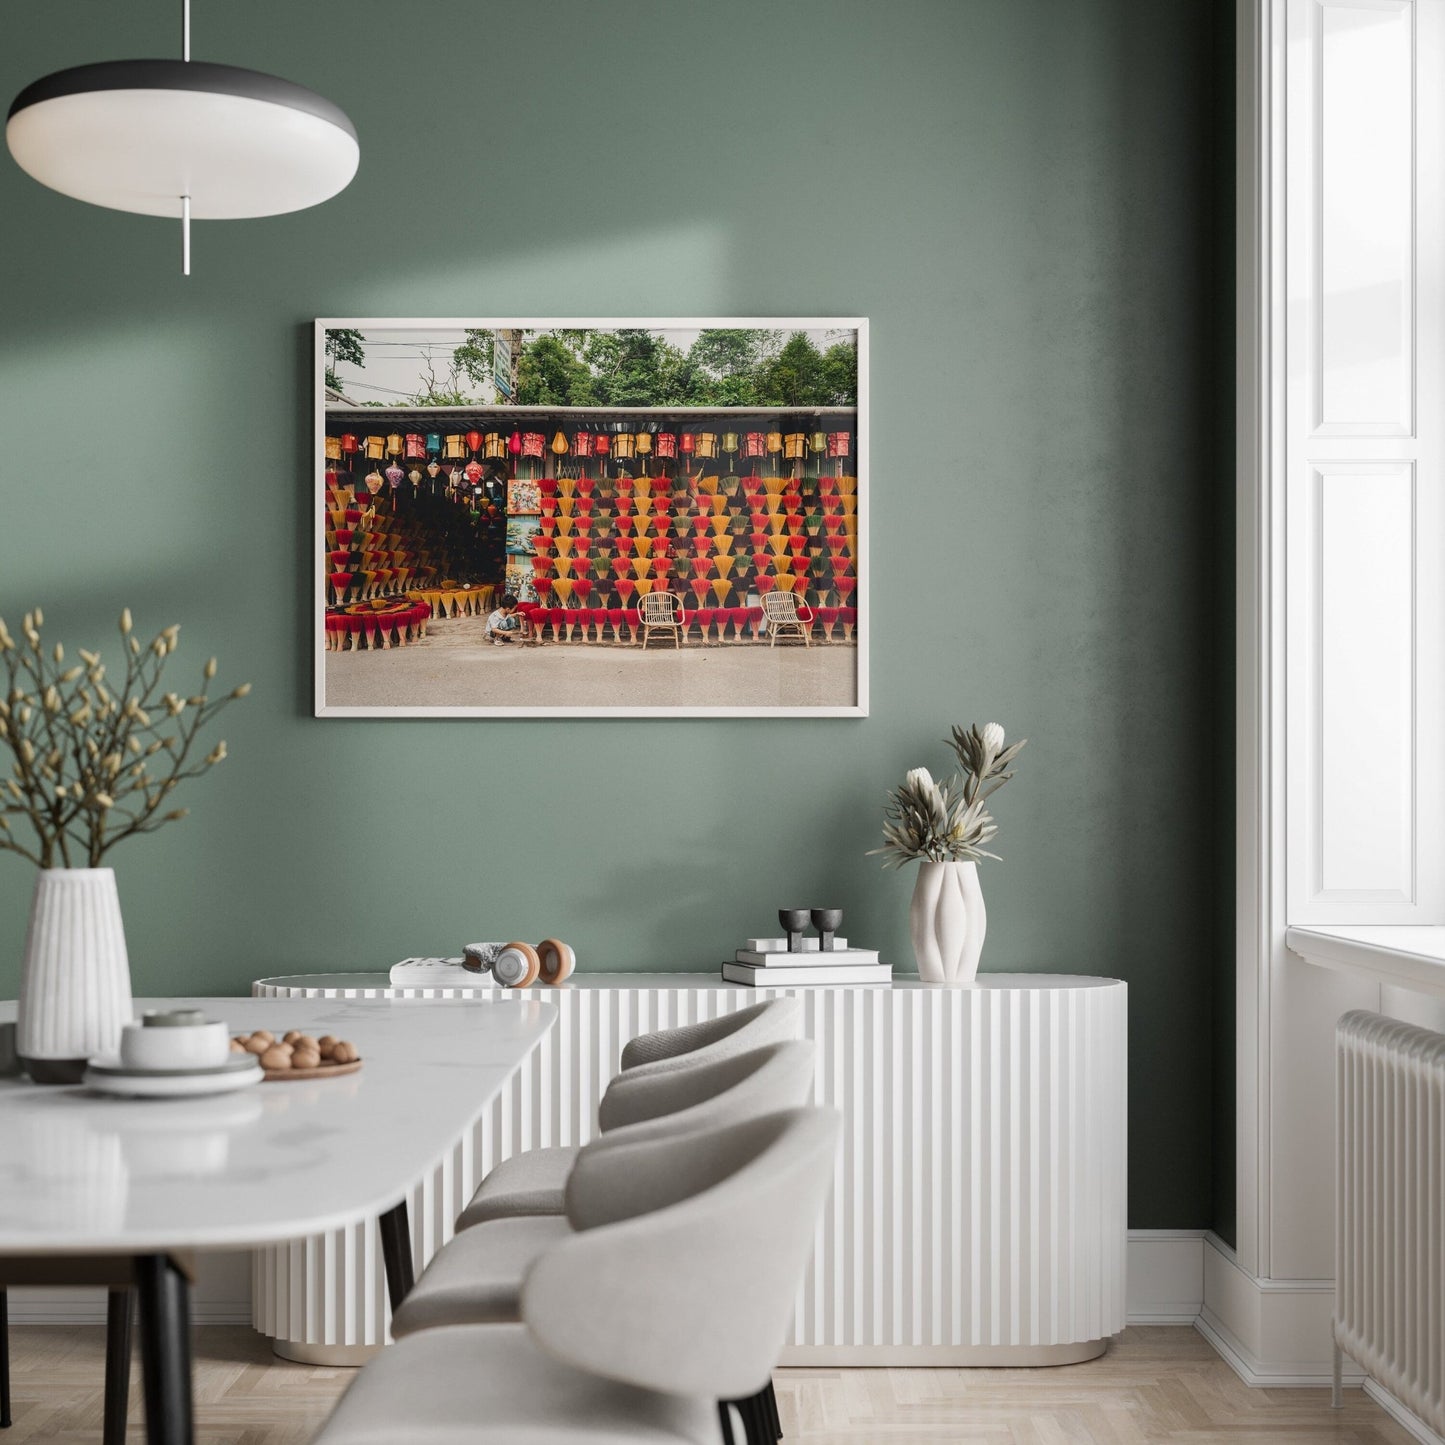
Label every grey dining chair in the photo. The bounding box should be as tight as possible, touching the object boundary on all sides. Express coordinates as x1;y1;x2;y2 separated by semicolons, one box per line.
392;1039;817;1338
456;997;802;1230
310;1107;841;1445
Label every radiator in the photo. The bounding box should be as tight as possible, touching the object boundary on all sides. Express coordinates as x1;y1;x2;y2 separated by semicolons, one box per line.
1334;1010;1445;1434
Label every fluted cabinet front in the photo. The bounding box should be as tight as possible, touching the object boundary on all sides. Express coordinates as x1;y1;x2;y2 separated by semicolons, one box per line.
252;975;1126;1364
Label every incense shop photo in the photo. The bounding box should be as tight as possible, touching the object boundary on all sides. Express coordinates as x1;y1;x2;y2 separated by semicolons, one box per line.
317;321;867;717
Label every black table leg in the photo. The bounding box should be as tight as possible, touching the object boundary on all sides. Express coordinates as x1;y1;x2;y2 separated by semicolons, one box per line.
134;1255;192;1445
378;1200;415;1311
104;1288;133;1445
1;1287;11;1429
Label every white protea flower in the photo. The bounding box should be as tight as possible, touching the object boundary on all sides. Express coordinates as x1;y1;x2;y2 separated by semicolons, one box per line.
905;766;936;795
981;722;1006;753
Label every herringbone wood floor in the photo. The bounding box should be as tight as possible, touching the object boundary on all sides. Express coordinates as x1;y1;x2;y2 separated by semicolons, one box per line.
2;1324;1415;1444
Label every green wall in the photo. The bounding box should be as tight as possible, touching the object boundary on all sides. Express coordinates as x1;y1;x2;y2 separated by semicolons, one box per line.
0;0;1230;1229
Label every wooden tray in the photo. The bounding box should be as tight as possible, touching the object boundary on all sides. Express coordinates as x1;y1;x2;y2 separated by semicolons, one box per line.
262;1058;363;1082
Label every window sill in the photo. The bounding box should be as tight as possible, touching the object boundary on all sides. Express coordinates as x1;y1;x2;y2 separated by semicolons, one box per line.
1285;925;1445;1000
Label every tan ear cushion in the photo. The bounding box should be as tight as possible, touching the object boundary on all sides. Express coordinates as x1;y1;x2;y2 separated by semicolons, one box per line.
494;942;541;988
536;938;575;985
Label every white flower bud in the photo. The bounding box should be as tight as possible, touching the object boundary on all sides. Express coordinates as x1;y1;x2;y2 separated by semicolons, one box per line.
906;766;935;794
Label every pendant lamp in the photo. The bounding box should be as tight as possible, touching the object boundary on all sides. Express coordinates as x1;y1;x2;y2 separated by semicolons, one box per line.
6;0;358;275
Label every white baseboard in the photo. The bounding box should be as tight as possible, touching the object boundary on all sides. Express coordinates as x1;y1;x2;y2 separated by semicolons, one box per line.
1363;1380;1445;1445
7;1234;1207;1332
5;1288;253;1326
1196;1231;1355;1386
1125;1229;1205;1322
5;1253;253;1326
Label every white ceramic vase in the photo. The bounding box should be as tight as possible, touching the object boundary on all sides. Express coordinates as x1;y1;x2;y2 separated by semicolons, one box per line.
17;868;134;1083
909;860;987;985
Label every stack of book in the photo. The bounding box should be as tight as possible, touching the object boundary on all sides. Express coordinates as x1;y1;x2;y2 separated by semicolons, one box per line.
388;956;495;988
721;937;892;987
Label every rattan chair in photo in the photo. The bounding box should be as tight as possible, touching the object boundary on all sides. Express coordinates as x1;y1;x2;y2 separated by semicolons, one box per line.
637;590;687;649
761;591;813;647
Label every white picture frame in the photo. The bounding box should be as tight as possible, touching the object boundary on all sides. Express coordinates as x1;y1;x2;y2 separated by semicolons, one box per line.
315;317;868;718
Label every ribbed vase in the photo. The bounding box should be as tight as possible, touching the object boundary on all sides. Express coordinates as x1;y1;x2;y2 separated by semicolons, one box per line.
17;868;133;1083
909;860;987;984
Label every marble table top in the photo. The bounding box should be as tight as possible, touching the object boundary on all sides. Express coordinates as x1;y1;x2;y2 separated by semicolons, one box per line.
0;995;555;1254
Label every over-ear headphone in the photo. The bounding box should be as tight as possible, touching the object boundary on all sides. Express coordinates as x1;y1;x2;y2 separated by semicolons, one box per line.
463;939;575;988
536;938;575;985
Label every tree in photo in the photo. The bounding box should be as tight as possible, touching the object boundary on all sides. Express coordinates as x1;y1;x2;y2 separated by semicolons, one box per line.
516;333;596;405
684;328;780;405
452;329;496;392
757;330;858;406
758;331;826;406
324;328;364;392
583;328;691;407
819;337;859;406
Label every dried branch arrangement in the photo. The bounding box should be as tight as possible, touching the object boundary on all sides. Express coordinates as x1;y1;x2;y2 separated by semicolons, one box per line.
871;722;1026;867
0;609;250;868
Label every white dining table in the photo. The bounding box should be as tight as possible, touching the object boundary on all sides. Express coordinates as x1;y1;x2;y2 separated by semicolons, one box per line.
0;994;556;1445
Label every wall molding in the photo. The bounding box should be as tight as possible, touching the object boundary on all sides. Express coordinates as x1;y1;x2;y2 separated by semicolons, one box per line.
1363;1381;1445;1445
1125;1229;1205;1323
5;1286;253;1328
1197;1231;1353;1386
7;1232;1210;1332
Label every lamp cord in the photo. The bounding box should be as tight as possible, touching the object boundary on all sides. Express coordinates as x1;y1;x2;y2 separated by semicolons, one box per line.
181;0;191;274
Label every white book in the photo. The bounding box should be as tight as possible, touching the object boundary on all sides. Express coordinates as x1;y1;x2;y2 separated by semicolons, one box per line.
735;947;880;967
745;936;848;953
388;957;496;988
722;961;892;987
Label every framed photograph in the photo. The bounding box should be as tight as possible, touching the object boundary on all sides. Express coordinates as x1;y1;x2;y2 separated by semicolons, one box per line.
316;318;868;718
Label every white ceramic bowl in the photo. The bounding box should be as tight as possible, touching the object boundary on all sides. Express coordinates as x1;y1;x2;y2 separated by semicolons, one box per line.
119;1013;230;1072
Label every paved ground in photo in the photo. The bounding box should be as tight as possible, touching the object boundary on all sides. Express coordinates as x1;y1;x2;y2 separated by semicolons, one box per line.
324;615;858;710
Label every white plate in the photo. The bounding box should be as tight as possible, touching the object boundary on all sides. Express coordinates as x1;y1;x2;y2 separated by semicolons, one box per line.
83;1054;262;1098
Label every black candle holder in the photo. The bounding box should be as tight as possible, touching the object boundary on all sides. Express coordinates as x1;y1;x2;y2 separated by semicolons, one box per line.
811;908;843;951
778;909;811;953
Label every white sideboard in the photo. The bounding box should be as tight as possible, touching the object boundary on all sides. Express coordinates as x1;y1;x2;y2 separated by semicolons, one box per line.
252;973;1127;1366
